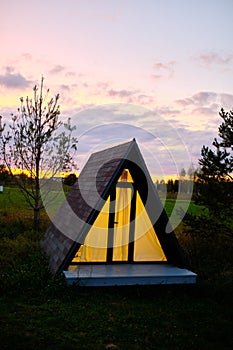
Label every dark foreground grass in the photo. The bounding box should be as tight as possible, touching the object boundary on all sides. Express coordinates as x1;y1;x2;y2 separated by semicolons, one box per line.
0;187;233;349
1;282;233;350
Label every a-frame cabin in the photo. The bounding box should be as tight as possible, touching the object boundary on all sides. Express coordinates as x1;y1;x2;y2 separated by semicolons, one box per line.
41;140;196;286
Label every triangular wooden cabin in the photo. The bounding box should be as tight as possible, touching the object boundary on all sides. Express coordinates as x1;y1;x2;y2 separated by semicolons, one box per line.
41;140;196;286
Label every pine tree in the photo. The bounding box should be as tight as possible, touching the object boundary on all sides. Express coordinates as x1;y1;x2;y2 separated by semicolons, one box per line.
196;108;233;226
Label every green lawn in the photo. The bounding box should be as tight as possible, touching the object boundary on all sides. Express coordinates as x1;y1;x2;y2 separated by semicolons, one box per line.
0;186;204;219
0;186;32;212
162;198;207;221
0;186;232;350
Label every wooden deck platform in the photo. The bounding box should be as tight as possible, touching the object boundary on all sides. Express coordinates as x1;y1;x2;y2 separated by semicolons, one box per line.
64;264;197;286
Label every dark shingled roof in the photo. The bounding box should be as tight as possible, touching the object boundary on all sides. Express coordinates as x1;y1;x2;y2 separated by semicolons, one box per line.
41;139;186;274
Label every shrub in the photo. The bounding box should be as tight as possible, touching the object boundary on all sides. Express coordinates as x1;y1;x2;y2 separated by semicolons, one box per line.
0;232;67;298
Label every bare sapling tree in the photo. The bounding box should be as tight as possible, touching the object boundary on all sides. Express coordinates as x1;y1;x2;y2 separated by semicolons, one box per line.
0;77;77;229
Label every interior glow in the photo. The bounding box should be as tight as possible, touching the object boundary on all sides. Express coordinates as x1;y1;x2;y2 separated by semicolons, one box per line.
70;169;167;266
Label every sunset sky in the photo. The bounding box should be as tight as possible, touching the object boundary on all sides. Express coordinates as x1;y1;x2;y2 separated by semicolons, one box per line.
1;0;233;178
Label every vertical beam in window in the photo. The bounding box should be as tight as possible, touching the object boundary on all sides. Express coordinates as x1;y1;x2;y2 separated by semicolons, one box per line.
107;189;116;262
128;185;136;262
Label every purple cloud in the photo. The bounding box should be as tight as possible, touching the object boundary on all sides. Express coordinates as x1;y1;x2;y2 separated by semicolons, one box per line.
137;94;155;105
152;61;176;80
151;74;163;81
60;84;70;91
176;92;233;110
97;81;110;89
196;52;233;66
220;93;233;108
187;92;217;106
49;65;65;74
191;107;217;116
21;53;32;61
107;89;137;98
0;68;31;89
65;71;76;77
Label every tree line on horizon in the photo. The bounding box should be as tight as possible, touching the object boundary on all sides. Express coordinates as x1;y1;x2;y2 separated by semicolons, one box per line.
0;166;78;187
0;164;214;195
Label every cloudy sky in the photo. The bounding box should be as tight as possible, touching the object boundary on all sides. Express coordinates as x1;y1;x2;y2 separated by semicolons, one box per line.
1;0;233;178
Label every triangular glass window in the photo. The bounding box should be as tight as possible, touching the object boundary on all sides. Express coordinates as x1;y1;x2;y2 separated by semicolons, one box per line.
72;197;110;263
70;169;167;266
134;192;167;261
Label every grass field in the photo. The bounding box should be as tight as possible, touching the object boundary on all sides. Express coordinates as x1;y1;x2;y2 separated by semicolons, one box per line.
0;186;204;220
0;187;232;350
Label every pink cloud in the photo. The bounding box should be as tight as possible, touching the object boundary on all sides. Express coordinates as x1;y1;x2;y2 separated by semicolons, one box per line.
196;52;233;66
97;81;110;89
21;53;32;61
176;92;233;110
49;65;65;74
191;107;217;116
65;71;76;77
175;92;233;118
107;89;137;98
152;60;176;79
151;74;163;81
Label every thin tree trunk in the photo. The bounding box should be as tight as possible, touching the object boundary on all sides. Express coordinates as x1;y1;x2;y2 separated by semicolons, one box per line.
34;171;41;230
33;206;40;230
